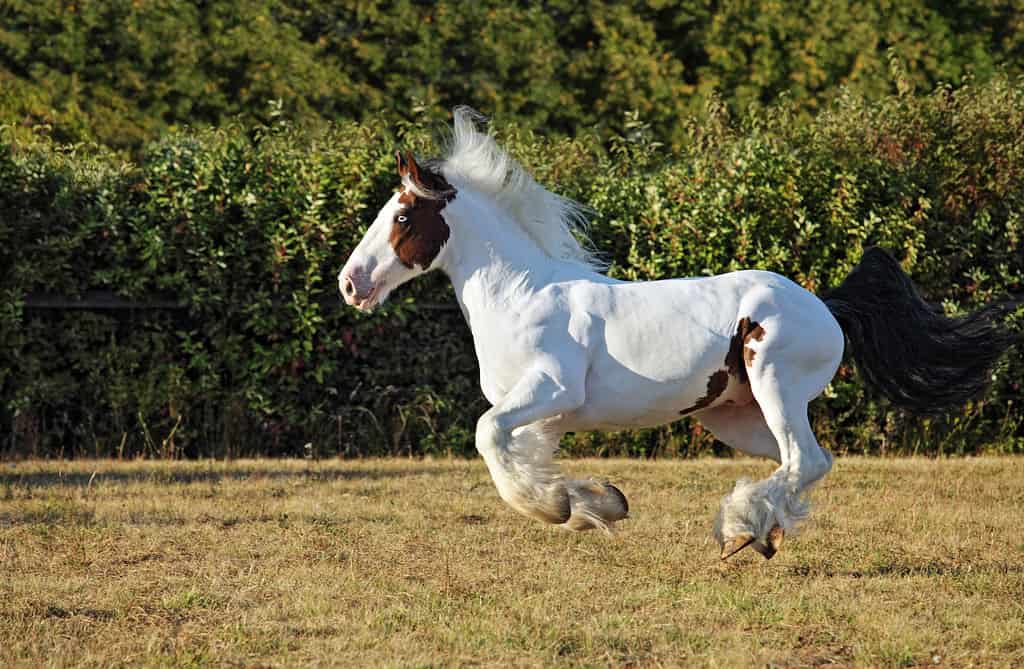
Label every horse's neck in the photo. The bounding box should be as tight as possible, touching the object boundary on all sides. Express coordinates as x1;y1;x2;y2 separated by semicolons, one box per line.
440;198;571;319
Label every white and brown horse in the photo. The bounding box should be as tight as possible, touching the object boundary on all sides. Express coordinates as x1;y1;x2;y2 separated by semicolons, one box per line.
340;108;1020;559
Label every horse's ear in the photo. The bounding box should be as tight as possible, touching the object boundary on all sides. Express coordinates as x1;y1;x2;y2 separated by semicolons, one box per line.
396;150;423;186
404;150;422;184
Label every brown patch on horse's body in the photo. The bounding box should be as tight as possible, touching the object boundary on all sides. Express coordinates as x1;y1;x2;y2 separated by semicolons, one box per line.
680;317;766;415
680;370;729;415
725;317;766;383
390;152;457;269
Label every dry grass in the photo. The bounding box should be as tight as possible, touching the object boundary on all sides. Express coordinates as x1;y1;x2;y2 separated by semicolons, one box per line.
1;456;1023;668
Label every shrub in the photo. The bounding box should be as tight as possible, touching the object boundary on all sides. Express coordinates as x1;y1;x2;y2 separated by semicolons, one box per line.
2;79;1022;458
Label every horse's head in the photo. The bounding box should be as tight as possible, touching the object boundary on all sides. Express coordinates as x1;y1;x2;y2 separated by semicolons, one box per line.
339;151;457;311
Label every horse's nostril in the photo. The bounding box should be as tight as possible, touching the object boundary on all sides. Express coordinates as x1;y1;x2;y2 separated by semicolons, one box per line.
343;276;356;297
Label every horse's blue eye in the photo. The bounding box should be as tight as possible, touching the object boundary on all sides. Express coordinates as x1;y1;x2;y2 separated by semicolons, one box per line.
397;215;408;224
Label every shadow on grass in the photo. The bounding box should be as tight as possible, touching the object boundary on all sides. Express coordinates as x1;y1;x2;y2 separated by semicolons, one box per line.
786;561;1024;578
43;605;115;621
0;464;456;489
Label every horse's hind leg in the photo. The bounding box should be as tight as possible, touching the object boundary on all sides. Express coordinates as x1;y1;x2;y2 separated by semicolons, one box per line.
707;397;833;559
709;318;841;560
697;404;788;559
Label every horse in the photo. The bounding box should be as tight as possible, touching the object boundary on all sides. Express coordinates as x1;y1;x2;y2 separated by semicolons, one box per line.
338;107;1020;560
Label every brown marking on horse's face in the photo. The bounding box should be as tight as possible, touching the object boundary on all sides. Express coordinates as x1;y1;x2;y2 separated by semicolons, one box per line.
680;369;729;415
725;317;766;384
389;152;457;269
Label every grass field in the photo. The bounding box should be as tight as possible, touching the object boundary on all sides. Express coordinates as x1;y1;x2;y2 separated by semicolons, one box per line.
2;457;1023;668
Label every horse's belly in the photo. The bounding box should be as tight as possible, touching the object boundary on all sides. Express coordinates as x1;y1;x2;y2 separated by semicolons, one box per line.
561;402;685;431
559;362;755;431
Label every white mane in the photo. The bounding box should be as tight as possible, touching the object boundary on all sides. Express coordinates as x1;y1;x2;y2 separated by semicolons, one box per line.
436;107;605;272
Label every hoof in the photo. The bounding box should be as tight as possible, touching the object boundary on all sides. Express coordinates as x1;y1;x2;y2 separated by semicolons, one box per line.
563;480;630;532
604;483;630;517
750;541;775;559
499;481;571;525
749;526;786;560
713;475;805;561
534;485;572;525
720;533;755;560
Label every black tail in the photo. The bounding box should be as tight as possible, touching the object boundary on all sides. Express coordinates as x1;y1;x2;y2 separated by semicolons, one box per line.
822;247;1022;414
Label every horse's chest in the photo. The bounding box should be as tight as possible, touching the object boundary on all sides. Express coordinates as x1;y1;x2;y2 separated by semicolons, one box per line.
471;323;548;404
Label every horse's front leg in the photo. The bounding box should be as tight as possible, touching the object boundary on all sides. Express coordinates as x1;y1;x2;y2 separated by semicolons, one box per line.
476;360;629;532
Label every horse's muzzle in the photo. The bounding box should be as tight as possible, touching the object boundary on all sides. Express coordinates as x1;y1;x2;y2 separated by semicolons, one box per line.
339;266;378;311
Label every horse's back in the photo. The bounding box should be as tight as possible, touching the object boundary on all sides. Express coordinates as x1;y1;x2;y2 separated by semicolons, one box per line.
571;268;832;346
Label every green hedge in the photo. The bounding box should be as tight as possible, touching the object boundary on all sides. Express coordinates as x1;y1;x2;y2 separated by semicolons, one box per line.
2;79;1022;458
1;1;1022;150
